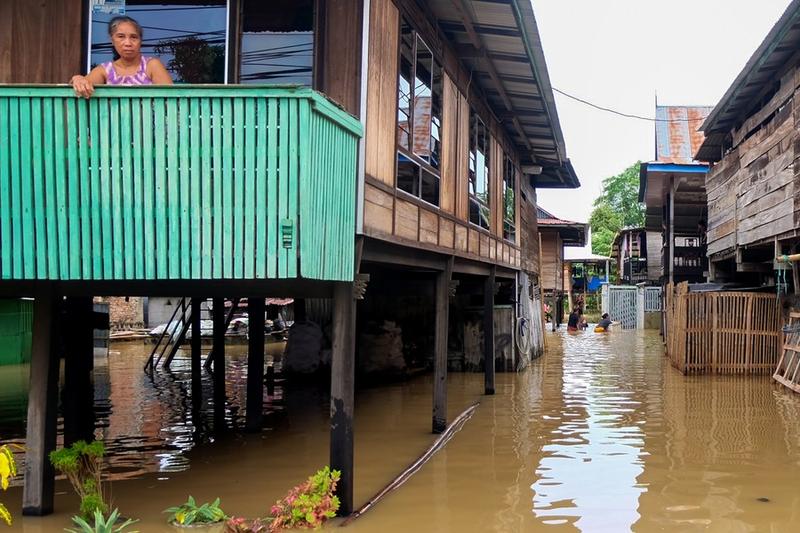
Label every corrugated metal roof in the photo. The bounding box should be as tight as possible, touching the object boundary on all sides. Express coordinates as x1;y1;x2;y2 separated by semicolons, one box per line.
654;106;712;164
536;206;587;246
425;0;579;188
697;0;800;162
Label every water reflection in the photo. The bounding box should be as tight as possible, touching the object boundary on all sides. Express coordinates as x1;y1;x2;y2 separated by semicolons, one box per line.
531;332;648;531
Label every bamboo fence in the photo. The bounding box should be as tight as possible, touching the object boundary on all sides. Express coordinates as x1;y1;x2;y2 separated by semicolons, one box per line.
665;282;781;375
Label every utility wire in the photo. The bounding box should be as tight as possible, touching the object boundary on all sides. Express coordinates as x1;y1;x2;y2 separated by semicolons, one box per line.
552;87;709;123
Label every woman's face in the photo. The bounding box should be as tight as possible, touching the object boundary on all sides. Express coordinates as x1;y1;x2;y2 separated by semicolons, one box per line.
111;21;141;60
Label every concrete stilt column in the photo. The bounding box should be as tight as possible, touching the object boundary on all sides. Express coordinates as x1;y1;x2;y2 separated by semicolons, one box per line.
63;296;95;446
330;282;355;515
212;297;226;428
191;298;202;408
484;268;496;395
246;297;265;432
433;259;453;434
23;287;60;516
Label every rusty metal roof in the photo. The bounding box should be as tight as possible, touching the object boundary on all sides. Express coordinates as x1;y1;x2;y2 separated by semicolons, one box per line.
536;206;587;246
655;106;712;164
697;0;800;162
425;0;579;188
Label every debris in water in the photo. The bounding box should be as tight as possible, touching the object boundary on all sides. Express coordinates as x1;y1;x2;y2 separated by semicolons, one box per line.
757;497;771;503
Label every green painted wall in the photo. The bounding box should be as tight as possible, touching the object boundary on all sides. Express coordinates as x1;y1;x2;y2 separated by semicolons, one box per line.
0;299;33;366
0;86;362;282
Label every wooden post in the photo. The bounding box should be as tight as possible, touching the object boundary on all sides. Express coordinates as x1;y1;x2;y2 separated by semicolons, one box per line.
23;287;60;516
433;258;453;434
246;297;265;432
331;281;356;515
63;297;95;446
191;298;202;406
212;297;226;427
669;177;676;285
484;267;496;395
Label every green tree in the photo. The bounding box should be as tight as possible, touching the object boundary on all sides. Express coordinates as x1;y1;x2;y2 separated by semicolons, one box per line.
589;162;644;256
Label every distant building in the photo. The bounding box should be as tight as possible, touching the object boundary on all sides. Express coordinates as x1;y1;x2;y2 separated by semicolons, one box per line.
611;227;662;284
639;106;712;284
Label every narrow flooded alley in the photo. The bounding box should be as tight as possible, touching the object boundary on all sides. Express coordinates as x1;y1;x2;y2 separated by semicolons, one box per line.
4;329;800;532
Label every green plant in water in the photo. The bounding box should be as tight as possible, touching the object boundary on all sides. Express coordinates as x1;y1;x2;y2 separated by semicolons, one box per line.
65;508;138;533
0;443;20;526
165;496;227;526
49;440;108;519
269;467;340;531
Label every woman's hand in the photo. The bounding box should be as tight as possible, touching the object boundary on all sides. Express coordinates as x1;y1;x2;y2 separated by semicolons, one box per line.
70;75;95;98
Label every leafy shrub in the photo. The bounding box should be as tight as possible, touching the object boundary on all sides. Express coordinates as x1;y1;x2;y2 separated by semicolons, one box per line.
165;496;227;526
269;467;340;531
65;508;138;533
1;443;20;526
223;517;269;532
49;440;107;520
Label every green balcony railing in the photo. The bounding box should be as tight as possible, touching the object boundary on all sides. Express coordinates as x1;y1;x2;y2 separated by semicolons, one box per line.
0;85;361;282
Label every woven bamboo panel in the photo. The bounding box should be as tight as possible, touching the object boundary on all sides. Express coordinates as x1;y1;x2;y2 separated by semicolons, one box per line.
665;284;781;375
773;311;800;393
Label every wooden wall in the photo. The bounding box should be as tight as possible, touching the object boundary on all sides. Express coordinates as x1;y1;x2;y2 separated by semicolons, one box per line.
520;177;540;275
706;65;800;259
361;0;528;271
318;0;363;116
0;0;83;83
539;231;562;292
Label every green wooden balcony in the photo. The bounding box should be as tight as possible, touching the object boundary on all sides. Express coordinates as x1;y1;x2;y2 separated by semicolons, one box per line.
0;85;361;282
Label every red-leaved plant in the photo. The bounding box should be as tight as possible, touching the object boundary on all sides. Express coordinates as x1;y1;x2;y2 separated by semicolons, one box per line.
223;516;268;532
268;467;340;531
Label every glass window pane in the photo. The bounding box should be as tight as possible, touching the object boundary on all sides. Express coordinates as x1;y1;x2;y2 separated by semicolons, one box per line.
413;36;433;160
397;153;420;197
421;168;439;206
90;1;227;83
240;0;314;85
397;22;414;150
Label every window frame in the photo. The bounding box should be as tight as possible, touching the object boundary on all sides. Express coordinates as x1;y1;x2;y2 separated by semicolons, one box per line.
502;151;517;243
395;19;442;208
468;110;491;230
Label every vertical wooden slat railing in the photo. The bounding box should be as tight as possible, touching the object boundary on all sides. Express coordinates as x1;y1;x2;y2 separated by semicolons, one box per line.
0;85;362;283
665;283;781;375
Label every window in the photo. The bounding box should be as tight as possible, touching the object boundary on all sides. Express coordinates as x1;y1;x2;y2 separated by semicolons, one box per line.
239;0;314;85
469;112;490;229
89;1;228;83
502;153;516;242
88;0;316;85
396;21;442;206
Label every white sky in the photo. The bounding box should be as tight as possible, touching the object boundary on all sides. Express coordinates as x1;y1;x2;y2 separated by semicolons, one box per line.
532;0;791;258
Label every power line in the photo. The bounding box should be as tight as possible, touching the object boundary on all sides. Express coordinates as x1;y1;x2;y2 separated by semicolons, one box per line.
552;87;709;123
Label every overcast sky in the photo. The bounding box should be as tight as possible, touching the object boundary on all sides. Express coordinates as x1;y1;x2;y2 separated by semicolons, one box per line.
532;0;790;258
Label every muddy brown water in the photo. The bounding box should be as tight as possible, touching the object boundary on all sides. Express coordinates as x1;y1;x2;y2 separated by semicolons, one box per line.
3;330;800;532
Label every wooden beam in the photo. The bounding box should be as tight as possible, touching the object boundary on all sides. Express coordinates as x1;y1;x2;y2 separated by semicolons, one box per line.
330;281;356;515
246;297;265;432
191;298;202;408
63;296;94;446
23;286;59;516
433;257;453;433
212;297;226;428
484;266;496;395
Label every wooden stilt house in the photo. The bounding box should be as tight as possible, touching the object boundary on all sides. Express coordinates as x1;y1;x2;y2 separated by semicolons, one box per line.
696;0;800;287
0;0;579;516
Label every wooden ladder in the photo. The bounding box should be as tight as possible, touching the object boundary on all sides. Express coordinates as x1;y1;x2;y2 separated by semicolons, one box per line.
773;311;800;393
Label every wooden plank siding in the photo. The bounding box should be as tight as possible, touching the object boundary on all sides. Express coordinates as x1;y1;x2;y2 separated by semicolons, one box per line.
0;0;83;84
539;231;563;292
0;86;362;282
706;65;800;259
361;0;526;271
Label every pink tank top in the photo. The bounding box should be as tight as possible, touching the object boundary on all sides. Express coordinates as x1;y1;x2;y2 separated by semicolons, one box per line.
103;56;153;85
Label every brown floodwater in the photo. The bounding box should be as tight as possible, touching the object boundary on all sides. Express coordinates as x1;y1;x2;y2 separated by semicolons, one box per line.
3;330;800;532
